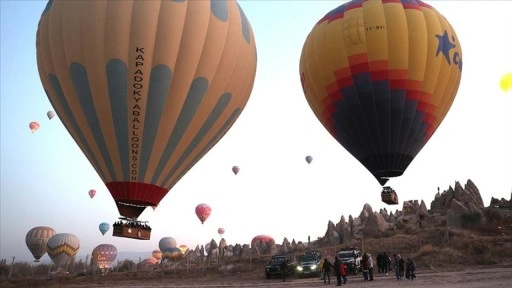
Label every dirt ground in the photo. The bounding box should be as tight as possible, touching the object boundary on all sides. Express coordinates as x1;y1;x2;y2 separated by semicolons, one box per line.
3;266;511;288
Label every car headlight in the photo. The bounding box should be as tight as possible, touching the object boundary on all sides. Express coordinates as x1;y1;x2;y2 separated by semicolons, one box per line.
296;266;303;271
311;264;317;270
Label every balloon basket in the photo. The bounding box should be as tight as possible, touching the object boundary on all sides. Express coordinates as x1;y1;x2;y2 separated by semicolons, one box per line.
112;222;151;240
381;186;399;205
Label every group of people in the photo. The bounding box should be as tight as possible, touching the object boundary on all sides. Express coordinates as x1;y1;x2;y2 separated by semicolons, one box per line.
319;257;348;286
392;254;417;281
112;221;152;230
362;252;416;282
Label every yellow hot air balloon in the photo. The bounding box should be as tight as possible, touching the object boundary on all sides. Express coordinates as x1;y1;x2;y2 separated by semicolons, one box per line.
46;233;80;268
300;0;462;188
36;0;257;221
500;73;512;92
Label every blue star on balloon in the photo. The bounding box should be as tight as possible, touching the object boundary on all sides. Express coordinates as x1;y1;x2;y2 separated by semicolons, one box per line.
435;30;456;64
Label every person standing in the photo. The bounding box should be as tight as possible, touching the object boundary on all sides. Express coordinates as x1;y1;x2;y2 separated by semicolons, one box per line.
406;257;417;281
280;259;288;282
368;254;374;281
334;256;342;286
322;258;334;284
361;253;369;281
340;261;348;284
393;254;401;280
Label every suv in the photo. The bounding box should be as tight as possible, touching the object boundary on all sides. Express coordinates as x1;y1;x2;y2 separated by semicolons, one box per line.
337;248;362;275
296;250;322;278
265;254;297;279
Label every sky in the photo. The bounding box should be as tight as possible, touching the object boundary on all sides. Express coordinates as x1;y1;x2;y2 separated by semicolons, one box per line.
1;0;511;263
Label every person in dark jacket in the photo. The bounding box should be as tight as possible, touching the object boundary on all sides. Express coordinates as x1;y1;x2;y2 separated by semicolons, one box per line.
333;256;342;286
405;257;417;281
361;253;369;281
280;260;288;282
322;258;334;284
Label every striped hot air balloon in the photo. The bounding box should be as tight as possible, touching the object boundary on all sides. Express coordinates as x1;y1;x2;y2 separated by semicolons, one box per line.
36;0;257;220
46;233;80;268
300;0;462;187
25;226;56;262
152;249;162;260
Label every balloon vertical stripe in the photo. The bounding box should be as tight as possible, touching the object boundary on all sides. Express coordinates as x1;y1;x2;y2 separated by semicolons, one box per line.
138;65;173;181
70;63;117;181
106;59;130;181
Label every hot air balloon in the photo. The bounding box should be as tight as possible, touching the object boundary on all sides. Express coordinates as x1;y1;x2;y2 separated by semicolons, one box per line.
251;234;274;248
218;227;225;237
152;249;162;260
179;244;188;253
47;110;56;120
195;203;212;224
91;244;117;270
46;233;80;268
36;0;257;227
159;237;178;253
29;121;40;133
99;222;110;236
500;73;512;92
88;189;96;199
25;226;56;262
232;166;240;175
299;0;462;193
305;155;313;164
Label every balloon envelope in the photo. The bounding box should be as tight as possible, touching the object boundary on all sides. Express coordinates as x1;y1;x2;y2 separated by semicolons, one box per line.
251;234;274;248
152;249;162;260
195;203;212;224
25;226;56;261
232;166;240;175
47;110;56;120
305;155;313;164
500;73;512;92
99;222;110;236
179;244;188;253
91;244;117;269
88;189;96;199
46;233;80;268
218;227;225;236
159;237;177;253
29;121;40;133
299;0;462;186
36;0;257;219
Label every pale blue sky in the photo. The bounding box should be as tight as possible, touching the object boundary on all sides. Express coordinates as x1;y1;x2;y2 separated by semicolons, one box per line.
1;0;511;263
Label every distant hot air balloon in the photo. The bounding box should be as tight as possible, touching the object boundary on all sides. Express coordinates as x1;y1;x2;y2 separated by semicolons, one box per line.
251;234;274;248
232;166;240;175
300;0;463;187
36;0;257;222
218;227;225;237
179;244;188;253
138;257;159;270
46;233;80;268
88;189;96;199
25;226;56;262
159;237;178;254
99;222;110;236
91;244;117;269
152;249;162;260
195;203;212;224
47;110;56;120
305;155;313;164
29;121;40;133
500;73;512;92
